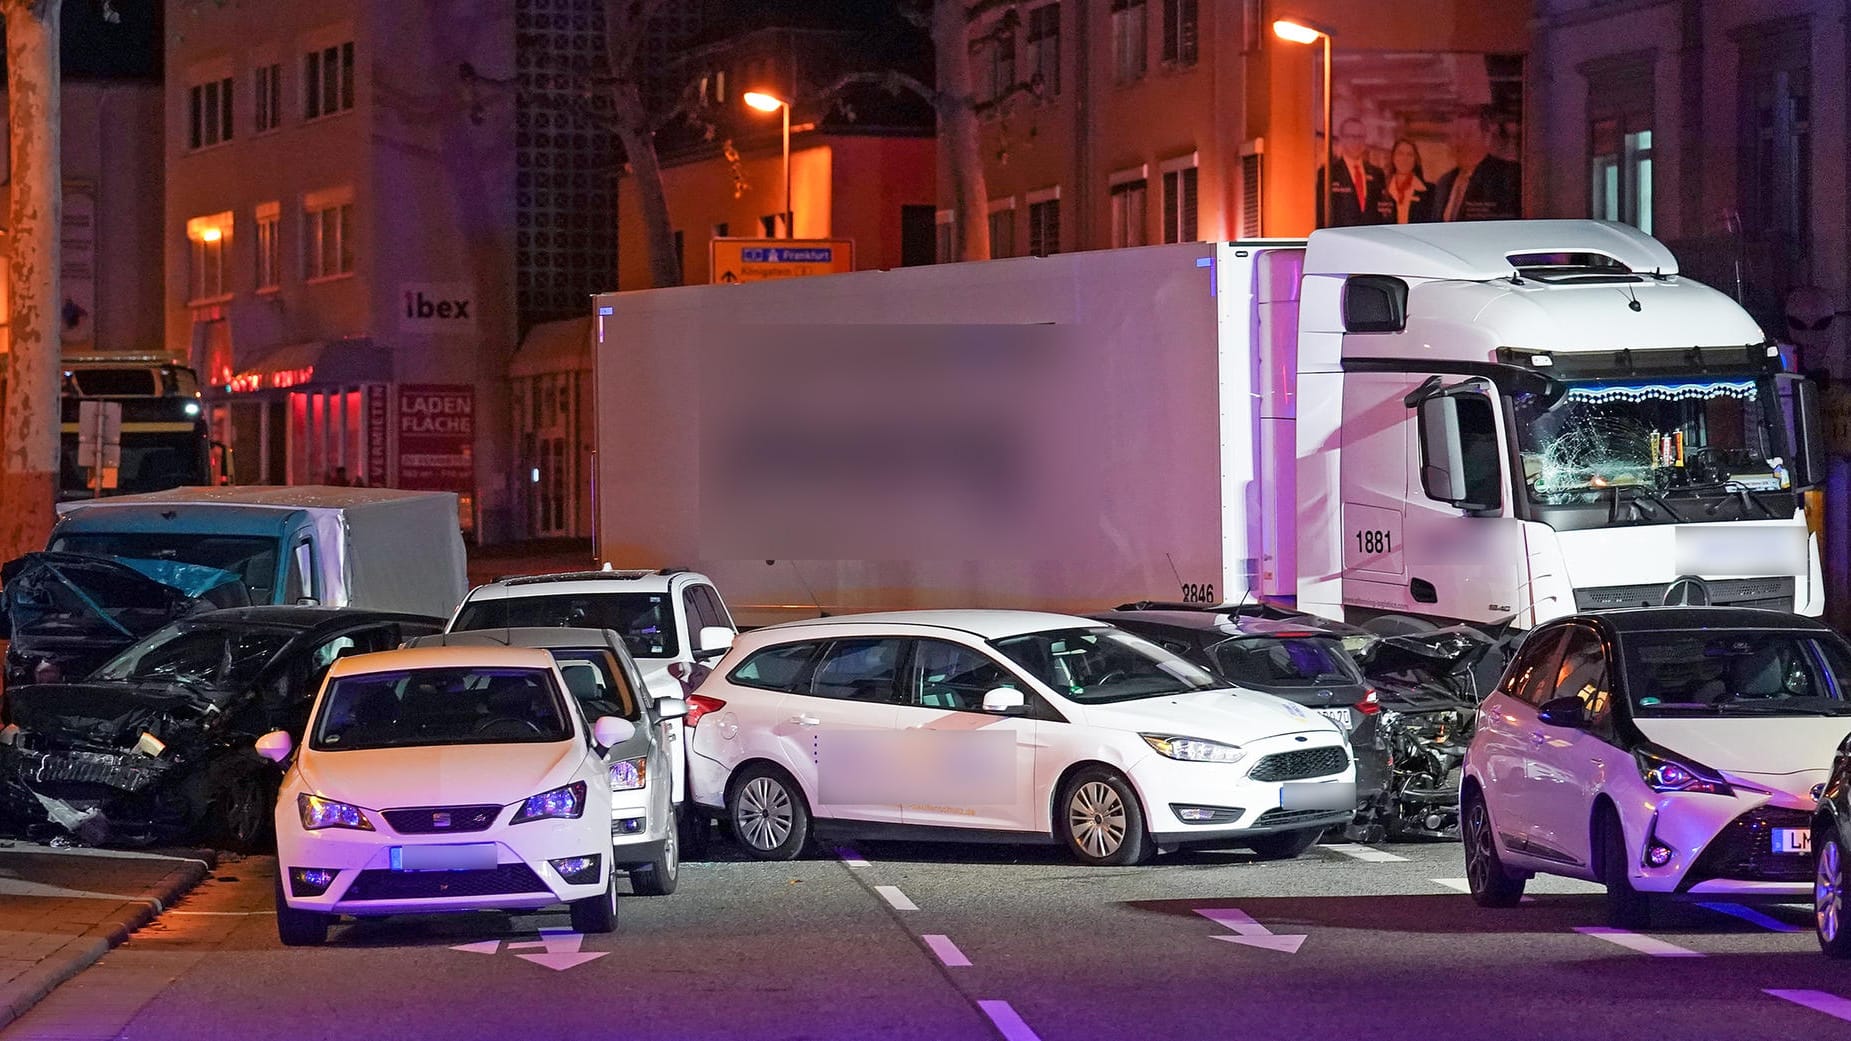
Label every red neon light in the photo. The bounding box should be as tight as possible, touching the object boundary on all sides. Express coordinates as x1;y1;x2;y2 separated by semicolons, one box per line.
225;365;316;393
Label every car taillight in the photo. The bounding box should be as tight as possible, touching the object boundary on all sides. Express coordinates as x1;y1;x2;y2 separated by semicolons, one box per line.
685;694;726;727
1355;689;1380;715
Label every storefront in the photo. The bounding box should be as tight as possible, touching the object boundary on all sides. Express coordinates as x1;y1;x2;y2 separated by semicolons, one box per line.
210;337;392;489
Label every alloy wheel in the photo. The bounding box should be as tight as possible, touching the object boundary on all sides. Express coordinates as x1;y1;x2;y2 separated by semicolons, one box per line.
737;777;794;851
1464;801;1491;893
1068;781;1127;859
1820;839;1843;944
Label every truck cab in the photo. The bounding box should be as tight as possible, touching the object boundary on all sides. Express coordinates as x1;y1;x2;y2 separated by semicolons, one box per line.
1287;221;1825;629
59;356;224;499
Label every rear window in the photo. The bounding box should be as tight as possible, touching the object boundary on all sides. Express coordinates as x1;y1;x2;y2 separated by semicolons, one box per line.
454;592;679;659
1212;636;1362;688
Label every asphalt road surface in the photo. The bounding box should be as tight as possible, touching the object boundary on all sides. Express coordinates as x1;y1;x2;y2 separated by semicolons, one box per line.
8;835;1851;1041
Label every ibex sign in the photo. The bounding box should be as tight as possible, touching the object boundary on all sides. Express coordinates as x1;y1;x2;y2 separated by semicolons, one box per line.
400;282;477;332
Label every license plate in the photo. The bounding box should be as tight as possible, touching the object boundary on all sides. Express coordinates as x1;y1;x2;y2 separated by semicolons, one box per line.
1280;781;1357;811
1773;828;1812;855
1313;708;1352;731
390;843;498;872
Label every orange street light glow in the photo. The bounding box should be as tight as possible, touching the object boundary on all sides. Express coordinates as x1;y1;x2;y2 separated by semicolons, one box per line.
743;91;786;112
1272;19;1324;44
199;227;223;242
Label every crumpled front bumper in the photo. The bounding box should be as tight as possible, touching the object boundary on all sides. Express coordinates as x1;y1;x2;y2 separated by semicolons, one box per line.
0;742;192;846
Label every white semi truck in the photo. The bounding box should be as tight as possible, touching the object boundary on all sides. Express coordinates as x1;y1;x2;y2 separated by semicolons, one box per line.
591;220;1826;632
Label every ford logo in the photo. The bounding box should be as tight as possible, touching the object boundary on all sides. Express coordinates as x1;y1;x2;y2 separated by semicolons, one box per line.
1317;690;1334;701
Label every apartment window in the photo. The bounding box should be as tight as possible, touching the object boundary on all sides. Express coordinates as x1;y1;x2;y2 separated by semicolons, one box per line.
254;63;282;133
188;77;234;149
1737;24;1811;266
255;203;280;290
1161;0;1198;66
1110;178;1149;248
1111;0;1148;83
1238;148;1264;238
303;199;354;280
1027;4;1060;95
989;20;1016;104
1027;196;1060;257
988;203;1015;259
712;221;729;238
1583;55;1654;235
304;41;355;120
186;213;232;301
1162;162;1198;242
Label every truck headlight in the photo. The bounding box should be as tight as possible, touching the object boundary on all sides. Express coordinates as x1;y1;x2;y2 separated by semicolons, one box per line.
1141;733;1246;764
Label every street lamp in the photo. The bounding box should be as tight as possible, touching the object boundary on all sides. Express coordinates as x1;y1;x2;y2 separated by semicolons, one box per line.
1272;18;1334;230
743;90;792;238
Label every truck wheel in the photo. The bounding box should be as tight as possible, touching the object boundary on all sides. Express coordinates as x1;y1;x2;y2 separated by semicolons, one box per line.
1247;827;1322;860
628;827;680;896
1056;767;1152;866
274;875;331;947
1462;789;1526;907
1597;806;1650;928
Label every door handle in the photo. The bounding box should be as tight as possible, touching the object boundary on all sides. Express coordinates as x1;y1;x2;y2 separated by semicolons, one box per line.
788;714;821;727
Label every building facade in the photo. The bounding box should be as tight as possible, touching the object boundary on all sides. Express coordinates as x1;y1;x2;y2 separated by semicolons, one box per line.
164;0;620;543
955;0;1528;257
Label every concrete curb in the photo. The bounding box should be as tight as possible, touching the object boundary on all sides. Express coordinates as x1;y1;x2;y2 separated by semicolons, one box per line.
0;850;217;1031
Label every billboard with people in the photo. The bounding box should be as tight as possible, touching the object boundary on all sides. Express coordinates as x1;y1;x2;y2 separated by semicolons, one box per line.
1316;52;1525;229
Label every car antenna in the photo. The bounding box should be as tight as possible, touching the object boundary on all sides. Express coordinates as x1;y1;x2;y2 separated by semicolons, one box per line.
787;561;827;618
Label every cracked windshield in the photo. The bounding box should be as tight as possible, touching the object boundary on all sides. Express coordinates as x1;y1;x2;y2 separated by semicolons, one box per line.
1513;376;1788;508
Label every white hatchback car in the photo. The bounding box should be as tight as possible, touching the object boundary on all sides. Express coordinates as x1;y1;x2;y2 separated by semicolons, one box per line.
686;611;1355;865
1462;608;1851;927
260;646;634;946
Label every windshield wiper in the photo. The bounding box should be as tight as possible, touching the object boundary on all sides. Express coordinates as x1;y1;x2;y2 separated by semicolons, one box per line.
1605;483;1685;524
1715;700;1847;716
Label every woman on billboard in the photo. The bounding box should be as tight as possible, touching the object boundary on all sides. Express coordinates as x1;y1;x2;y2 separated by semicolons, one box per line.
1378;138;1437;224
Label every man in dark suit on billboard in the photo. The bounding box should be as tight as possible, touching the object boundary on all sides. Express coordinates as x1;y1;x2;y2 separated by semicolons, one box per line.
1437;105;1522;222
1317;118;1386;227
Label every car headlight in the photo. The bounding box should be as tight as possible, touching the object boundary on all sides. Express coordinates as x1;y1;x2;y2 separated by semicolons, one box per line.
1634;745;1733;796
298;793;374;831
1141;733;1246;764
511;780;588;824
610;757;647;791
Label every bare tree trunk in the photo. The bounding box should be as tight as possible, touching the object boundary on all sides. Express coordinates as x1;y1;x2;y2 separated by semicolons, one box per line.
611;84;682;289
933;0;987;262
0;0;62;563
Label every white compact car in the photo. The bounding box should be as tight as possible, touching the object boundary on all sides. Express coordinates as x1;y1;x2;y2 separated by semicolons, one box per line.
686;611;1355;866
1462;607;1851;927
260;646;635;946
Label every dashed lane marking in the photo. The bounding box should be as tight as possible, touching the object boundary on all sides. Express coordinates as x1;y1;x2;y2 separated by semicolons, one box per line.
1323;843;1408;863
922;934;972;967
1573;926;1703;957
1697;901;1804;933
978;1000;1043;1041
837;846;871;868
1767;989;1851;1023
1430;877;1534;902
875;885;918;911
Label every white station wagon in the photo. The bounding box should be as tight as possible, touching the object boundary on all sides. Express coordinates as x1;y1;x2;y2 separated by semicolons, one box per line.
684;611;1355;865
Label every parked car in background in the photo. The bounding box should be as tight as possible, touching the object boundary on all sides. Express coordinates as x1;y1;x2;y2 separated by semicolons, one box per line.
1812;736;1851;957
1;551;250;690
408;627;689;894
0;607;441;848
262;646;631;946
687;610;1354;866
1463;608;1849;927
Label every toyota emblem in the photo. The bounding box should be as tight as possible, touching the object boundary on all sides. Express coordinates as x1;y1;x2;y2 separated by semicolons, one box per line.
1662;577;1710;607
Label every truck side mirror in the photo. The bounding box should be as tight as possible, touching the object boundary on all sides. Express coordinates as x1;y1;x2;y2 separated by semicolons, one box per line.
1416;392;1503;514
1776;372;1826;489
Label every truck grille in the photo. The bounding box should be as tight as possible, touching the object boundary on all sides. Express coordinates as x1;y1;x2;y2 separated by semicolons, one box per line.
1248;746;1349;782
382;805;502;834
343;864;548;901
1575;577;1795;611
1680;806;1814;887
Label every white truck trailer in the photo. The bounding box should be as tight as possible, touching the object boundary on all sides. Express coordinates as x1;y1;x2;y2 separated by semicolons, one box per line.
591;220;1826;632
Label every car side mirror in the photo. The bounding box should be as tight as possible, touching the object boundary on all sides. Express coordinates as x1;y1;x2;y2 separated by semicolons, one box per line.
654;697;689;721
1536;695;1588;729
981;687;1027;714
693;625;735;660
255;730;294;762
592;715;637;747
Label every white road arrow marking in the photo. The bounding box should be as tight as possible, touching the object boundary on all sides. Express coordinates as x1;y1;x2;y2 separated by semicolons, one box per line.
506;928;609;971
450;939;501;955
1324;843;1408;863
1195;907;1306;954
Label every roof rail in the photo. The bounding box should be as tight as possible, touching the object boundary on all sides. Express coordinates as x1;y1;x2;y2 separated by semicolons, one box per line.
501;568;658;586
656;567;688;576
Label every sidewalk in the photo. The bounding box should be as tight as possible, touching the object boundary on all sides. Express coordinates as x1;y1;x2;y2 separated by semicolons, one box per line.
0;842;212;1030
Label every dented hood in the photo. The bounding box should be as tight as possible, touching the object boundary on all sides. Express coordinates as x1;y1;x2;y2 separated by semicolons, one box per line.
7;679;234;751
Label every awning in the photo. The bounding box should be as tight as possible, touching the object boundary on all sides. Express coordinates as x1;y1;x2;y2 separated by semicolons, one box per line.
219;337;392;394
510;317;592;378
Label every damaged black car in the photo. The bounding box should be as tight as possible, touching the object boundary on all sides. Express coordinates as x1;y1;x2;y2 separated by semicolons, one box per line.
1;551;249;690
0;606;441;849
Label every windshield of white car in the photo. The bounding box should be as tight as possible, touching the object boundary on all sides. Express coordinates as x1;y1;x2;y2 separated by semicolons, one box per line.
1620;630;1851;717
992;627;1223;704
1512;375;1788;508
310;666;574;750
92;622;295;688
452;593;678;659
